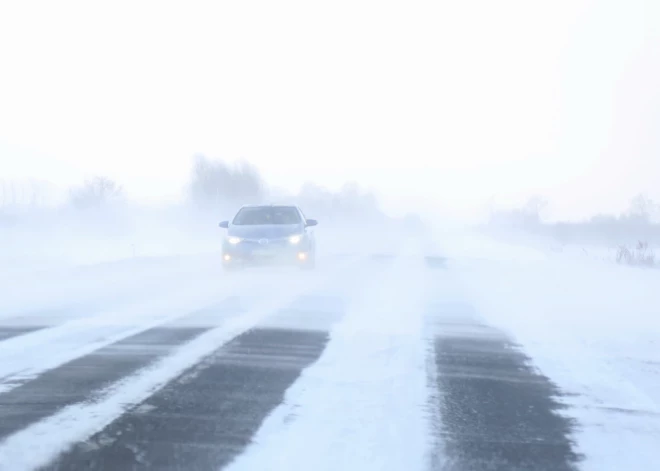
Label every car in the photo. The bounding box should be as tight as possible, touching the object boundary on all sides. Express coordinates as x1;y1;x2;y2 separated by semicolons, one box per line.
218;204;318;270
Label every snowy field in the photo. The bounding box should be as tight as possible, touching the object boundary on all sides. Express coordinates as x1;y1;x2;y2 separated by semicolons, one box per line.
0;223;657;470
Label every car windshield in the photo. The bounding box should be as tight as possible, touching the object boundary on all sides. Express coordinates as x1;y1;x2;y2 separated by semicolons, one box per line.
232;206;301;225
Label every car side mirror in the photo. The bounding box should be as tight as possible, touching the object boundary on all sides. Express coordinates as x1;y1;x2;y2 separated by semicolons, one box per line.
219;221;229;229
305;219;318;227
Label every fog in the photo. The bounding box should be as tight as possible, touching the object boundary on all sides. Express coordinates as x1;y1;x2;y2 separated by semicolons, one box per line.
2;152;659;270
1;2;660;470
0;155;423;269
2;0;660;221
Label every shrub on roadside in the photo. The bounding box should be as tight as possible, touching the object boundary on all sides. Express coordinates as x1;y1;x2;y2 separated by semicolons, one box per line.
616;241;656;268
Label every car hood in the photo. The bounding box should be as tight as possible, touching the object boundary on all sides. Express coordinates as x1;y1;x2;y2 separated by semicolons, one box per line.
227;224;304;239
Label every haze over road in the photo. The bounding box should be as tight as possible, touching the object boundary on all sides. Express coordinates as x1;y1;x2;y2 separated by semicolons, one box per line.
0;242;590;471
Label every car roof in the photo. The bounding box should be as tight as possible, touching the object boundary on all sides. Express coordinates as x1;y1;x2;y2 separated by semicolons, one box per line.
239;204;299;209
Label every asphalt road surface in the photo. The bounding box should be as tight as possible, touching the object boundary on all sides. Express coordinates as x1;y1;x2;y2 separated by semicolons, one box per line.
0;253;580;471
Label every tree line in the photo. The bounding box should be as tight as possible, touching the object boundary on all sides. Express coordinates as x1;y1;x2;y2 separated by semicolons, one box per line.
1;155;385;221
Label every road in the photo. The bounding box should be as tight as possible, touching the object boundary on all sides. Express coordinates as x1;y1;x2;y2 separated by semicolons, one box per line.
0;250;581;471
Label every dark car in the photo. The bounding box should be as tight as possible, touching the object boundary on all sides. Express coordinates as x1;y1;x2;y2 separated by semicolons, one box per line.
218;204;318;270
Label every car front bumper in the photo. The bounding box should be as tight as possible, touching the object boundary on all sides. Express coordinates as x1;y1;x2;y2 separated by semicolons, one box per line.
222;240;313;266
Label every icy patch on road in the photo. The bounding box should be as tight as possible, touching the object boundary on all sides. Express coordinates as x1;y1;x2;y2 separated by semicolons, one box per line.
226;245;432;471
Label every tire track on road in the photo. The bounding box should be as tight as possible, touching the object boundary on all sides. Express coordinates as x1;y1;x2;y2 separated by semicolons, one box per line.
41;287;355;470
46;327;331;471
0;298;245;442
0;255;368;470
0;270;270;395
0;327;47;342
428;302;581;471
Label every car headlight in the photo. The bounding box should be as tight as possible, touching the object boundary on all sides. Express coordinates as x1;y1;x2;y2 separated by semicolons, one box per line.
289;235;303;244
227;236;242;245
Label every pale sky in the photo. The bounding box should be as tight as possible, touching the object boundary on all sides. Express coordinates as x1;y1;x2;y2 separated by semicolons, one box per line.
1;0;659;220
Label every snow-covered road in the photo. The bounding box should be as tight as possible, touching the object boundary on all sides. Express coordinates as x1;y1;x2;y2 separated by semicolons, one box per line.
0;237;658;470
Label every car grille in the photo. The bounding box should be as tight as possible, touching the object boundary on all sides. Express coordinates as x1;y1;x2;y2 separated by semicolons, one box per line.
241;237;290;248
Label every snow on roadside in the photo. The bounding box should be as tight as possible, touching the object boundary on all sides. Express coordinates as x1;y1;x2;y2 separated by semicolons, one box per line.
445;231;660;471
0;254;222;317
428;225;549;263
226;244;432;471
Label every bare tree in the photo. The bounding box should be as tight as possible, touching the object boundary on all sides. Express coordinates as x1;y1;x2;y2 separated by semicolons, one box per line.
0;179;18;208
488;195;548;229
525;196;548;220
69;176;124;210
324;182;381;221
188;155;265;208
0;178;55;210
627;193;659;222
